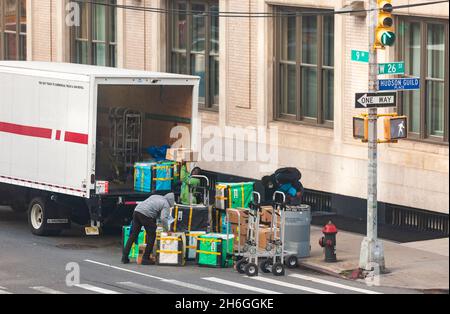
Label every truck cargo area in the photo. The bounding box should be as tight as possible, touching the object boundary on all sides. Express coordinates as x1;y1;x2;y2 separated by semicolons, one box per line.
95;84;192;194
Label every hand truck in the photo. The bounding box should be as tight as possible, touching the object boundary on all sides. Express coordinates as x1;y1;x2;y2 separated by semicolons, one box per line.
228;192;262;277
258;191;299;276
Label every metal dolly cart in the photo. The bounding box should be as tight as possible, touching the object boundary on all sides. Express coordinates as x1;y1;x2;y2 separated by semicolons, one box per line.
226;192;262;276
259;191;298;276
258;191;299;276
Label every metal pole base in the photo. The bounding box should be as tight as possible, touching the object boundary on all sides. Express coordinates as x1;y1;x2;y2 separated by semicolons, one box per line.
359;237;385;271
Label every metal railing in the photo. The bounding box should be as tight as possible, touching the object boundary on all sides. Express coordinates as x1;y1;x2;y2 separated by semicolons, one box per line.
385;204;449;237
302;189;333;213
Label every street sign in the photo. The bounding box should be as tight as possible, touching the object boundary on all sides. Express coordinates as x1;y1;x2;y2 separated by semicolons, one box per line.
351;50;369;63
378;77;420;91
384;116;408;140
355;92;397;109
378;62;405;75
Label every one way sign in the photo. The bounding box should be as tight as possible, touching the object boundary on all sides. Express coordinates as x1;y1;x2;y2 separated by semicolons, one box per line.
355;92;397;109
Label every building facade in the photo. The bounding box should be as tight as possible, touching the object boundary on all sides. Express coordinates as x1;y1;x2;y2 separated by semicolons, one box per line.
1;0;449;221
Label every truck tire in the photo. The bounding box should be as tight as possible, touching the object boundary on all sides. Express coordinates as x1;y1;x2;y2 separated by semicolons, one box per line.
27;197;61;236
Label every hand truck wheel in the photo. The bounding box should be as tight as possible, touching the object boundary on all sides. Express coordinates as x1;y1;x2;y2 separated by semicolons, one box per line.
259;259;271;274
236;259;248;274
285;255;298;269
272;262;285;276
244;263;259;277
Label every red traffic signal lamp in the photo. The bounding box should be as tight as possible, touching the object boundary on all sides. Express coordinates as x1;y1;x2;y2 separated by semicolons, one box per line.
376;0;396;49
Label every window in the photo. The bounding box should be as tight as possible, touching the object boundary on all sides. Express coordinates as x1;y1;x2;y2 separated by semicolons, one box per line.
398;17;449;143
0;0;27;60
274;7;334;126
168;0;219;110
71;0;117;67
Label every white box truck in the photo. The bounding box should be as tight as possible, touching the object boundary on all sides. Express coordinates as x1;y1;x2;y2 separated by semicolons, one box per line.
0;61;199;235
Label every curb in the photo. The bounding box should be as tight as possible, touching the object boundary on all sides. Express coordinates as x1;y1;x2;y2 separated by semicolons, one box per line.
298;261;449;293
297;261;349;280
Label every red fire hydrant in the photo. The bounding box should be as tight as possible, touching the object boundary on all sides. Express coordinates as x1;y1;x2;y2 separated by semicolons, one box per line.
319;221;338;263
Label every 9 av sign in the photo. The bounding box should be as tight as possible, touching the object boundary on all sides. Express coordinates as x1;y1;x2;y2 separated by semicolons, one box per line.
355;92;397;109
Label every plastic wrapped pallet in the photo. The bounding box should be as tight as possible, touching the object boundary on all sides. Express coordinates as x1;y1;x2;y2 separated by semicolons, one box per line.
122;225;147;260
171;204;209;233
156;232;186;266
215;182;254;210
134;162;178;193
196;234;234;268
185;231;207;260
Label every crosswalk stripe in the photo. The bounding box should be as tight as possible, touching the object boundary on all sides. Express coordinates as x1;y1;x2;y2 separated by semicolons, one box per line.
251;276;334;294
85;259;227;294
84;260;164;280
289;274;383;294
118;282;174;294
74;284;122;294
31;286;67;294
0;289;12;295
162;279;228;294
203;277;282;295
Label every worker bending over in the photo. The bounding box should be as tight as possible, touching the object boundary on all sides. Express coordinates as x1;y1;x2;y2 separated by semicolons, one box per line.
122;193;175;265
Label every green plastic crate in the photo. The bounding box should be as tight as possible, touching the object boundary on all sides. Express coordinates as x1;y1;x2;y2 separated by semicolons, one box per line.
122;225;147;260
215;182;254;210
196;233;234;268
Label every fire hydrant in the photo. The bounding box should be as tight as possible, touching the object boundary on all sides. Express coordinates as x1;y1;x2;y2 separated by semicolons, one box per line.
319;221;338;263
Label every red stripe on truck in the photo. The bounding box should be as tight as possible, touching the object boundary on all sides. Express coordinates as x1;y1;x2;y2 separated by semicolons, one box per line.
0;121;88;145
0;122;52;139
64;131;88;145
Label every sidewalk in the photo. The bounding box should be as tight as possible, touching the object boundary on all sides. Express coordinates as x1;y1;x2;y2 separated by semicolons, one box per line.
299;226;449;292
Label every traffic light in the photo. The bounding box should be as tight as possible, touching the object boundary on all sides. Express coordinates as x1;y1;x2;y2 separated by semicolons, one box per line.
353;116;369;141
384;116;408;140
375;0;396;48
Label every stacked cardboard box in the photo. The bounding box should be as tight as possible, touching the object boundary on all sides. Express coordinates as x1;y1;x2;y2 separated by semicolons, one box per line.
260;206;281;228
258;226;280;250
227;208;249;250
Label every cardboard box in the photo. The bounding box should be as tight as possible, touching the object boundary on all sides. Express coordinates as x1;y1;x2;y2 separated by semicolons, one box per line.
227;208;249;225
231;223;248;248
260;206;280;227
166;148;198;162
258;227;280;250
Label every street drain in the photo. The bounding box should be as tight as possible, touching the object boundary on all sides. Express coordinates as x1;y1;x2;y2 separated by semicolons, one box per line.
56;244;99;250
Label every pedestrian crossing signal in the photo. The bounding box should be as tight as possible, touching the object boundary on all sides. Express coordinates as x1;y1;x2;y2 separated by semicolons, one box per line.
353;116;368;141
384;116;408;140
376;0;396;49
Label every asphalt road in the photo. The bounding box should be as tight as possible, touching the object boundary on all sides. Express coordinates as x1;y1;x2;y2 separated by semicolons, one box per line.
0;206;419;295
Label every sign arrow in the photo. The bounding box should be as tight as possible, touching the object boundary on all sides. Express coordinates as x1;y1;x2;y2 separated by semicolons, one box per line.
355;92;397;109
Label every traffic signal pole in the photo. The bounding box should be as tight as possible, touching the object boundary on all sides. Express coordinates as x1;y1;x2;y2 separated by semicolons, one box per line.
359;0;386;272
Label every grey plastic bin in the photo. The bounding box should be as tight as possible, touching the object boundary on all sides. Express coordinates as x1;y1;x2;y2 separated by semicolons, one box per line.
284;204;311;258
